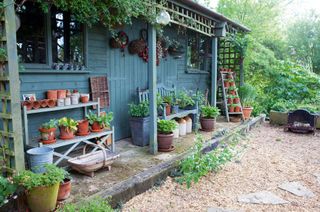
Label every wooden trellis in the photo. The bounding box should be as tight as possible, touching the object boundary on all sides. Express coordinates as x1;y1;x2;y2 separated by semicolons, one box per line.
0;0;25;176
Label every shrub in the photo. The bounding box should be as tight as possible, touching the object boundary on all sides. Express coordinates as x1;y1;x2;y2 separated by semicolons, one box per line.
128;102;149;117
157;119;177;134
201;106;220;119
239;83;257;107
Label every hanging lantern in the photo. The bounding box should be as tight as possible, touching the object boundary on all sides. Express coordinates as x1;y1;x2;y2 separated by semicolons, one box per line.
156;10;171;25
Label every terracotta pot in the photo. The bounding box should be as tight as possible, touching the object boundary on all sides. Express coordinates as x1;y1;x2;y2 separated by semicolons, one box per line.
157;133;174;152
47;90;58;100
229;106;235;113
38;127;56;144
32;101;41;110
233;98;240;104
57;90;67;99
227;74;233;79
235;106;241;112
80;96;89;103
227;98;233;104
77;119;89;135
91;121;103;132
230;81;236;87
224;81;229;88
229;90;236;95
59;126;75;140
165;104;171;116
243;107;253;120
22;101;33;110
57;178;71;201
40;100;48;108
47;99;56;108
200;117;215;132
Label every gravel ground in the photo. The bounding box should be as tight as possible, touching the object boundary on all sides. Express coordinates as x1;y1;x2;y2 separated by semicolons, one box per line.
123;123;320;212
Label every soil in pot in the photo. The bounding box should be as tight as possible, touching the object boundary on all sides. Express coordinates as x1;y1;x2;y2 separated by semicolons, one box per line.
91;122;103;132
26;183;59;212
77;120;90;136
57;178;71;201
47;90;58;99
39;127;56;144
59;126;75;140
243;107;253;120
158;133;174;152
200;117;215;132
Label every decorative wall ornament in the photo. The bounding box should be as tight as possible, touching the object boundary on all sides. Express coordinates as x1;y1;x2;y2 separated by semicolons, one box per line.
109;31;129;56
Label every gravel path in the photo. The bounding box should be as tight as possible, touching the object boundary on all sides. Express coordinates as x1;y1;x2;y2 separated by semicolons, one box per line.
123;124;320;212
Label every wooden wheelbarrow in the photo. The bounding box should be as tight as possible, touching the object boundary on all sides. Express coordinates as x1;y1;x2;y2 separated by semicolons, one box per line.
68;143;120;177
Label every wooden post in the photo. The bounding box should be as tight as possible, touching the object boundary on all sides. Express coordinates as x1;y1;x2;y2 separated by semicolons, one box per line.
148;24;157;154
4;0;25;171
211;37;218;107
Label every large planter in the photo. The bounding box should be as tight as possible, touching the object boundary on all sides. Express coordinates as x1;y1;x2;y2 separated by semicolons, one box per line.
129;116;150;146
57;178;71;201
59;126;75;140
157;133;174;152
243;107;253;120
26;183;59;212
38;127;56;144
200;117;215;132
26;147;53;173
269;110;288;125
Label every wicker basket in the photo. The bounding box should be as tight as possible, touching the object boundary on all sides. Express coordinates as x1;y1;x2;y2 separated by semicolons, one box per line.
128;39;147;54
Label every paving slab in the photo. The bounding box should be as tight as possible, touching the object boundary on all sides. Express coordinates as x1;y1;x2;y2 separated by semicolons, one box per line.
238;191;289;205
208;207;240;212
278;181;315;198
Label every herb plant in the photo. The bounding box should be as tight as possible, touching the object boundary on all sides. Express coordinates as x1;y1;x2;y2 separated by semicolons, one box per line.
128;102;149;117
163;95;174;105
86;111;113;128
41;119;57;129
14;164;65;190
0;176;16;207
58;117;78;132
177;91;195;109
201;106;220;119
157;119;177;134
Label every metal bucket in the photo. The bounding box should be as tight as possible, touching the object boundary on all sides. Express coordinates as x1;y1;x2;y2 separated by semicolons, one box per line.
27;147;53;173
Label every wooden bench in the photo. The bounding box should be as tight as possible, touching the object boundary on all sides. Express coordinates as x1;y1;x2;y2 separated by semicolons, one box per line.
137;84;199;129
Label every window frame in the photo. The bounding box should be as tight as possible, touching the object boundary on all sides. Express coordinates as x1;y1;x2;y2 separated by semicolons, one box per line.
19;8;88;72
185;32;212;75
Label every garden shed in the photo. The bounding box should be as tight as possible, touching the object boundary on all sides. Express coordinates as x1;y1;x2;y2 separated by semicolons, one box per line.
0;0;249;175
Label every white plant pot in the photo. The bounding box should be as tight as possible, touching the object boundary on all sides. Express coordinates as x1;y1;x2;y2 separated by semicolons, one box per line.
65;97;71;106
57;98;64;107
179;123;186;136
173;128;179;138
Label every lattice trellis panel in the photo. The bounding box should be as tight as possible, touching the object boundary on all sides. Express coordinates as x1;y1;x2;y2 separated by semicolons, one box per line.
0;0;25;176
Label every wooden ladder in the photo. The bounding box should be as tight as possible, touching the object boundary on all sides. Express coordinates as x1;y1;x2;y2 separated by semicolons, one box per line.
218;71;244;122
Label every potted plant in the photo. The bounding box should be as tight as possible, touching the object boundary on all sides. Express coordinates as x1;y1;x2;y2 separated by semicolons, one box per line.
200;105;220;131
87;111;113;132
58;117;78;140
227;94;234;104
223;79;230;88
14;164;65;212
157;119;177;152
228;86;237;95
163;95;173;116
235;105;242;112
0;176;17;208
77;119;90;136
177;91;195;110
229;104;236;113
128;102;150;146
233;96;240;104
229;79;236;87
57;169;72;201
38;119;57;144
239;83;257;120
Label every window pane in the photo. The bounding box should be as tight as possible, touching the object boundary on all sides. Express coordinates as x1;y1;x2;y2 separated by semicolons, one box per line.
51;8;84;65
16;3;46;64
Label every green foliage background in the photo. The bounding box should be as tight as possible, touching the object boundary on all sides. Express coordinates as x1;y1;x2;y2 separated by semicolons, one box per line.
217;0;320;115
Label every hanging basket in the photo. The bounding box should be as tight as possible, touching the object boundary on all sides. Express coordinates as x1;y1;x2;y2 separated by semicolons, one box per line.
109;31;129;49
128;39;147;54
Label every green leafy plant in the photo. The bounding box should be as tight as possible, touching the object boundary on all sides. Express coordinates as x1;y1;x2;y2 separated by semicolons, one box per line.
0;176;17;207
41;119;57;129
239;83;257;107
58;117;78;132
128;102;149;117
57;197;113;212
14;164;65;190
0;48;7;62
192;90;205;107
177;91;195;109
157;93;164;110
163;95;174;105
201;106;220;119
157;119;177;134
86;111;113;128
228;86;237;91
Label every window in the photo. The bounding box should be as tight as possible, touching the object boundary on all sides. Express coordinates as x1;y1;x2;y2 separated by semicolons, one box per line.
187;32;211;73
16;3;85;68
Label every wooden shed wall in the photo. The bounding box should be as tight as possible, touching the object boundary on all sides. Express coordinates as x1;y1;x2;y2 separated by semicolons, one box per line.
19;20;210;140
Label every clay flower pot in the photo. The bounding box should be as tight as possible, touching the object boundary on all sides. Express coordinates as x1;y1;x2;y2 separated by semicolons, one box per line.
230;81;236;87
229;90;236;95
227;73;233;79
243;107;253;120
229;106;235;113
235;106;241;112
38;127;56;144
233;98;240;104
80;96;89;103
91;121;103;132
165;104;171;116
40;100;48;108
47;90;58;100
22;101;33;111
77;120;90;136
157;133;174;152
200;117;215;132
57;178;71;201
47;99;56;108
57;90;67;99
32;101;41;110
227;98;233;104
59;126;75;140
224;81;229;88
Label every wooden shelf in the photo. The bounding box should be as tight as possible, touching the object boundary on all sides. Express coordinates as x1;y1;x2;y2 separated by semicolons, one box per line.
26;101;98;114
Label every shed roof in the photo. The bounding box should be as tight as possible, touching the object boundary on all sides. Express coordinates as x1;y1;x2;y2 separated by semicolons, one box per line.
173;0;250;32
